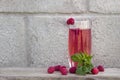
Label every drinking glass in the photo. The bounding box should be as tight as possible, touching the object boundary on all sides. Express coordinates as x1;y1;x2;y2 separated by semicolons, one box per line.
68;20;91;67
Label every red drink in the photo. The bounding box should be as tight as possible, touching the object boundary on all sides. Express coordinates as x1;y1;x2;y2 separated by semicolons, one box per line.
81;29;91;54
68;20;91;67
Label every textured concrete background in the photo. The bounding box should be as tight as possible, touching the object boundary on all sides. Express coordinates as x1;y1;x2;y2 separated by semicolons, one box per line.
0;0;120;68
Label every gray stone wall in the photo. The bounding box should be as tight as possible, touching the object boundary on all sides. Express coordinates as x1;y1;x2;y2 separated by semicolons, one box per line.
0;0;120;68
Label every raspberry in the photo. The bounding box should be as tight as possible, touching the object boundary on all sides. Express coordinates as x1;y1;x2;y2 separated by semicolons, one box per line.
66;18;74;25
60;66;66;71
54;65;61;71
60;68;68;75
97;65;104;72
47;66;55;74
69;67;76;73
91;67;99;75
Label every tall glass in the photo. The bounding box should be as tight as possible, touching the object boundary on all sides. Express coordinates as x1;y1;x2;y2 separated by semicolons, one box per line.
68;20;91;67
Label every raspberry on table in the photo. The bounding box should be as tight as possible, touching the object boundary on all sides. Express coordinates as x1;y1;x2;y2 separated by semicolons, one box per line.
55;65;61;71
91;67;99;75
47;66;55;74
60;66;67;71
60;68;68;75
97;65;104;72
69;67;76;73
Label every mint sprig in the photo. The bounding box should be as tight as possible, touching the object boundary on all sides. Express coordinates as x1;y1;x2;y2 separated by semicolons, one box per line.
71;52;93;75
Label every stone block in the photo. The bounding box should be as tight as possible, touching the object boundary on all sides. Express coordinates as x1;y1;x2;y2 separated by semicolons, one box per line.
0;0;87;13
89;0;120;13
27;16;69;67
92;16;120;68
0;15;27;67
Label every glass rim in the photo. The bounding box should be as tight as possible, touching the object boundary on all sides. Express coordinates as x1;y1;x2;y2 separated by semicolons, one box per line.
69;19;91;29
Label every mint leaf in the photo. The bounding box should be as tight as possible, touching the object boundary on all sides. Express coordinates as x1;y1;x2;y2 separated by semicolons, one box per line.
71;53;82;62
71;52;93;75
76;66;86;75
85;64;93;73
76;65;92;75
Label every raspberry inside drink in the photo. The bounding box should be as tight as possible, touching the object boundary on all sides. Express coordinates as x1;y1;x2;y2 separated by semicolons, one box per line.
68;20;91;67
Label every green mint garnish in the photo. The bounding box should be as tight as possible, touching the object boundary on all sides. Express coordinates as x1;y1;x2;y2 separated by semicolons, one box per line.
71;52;93;75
